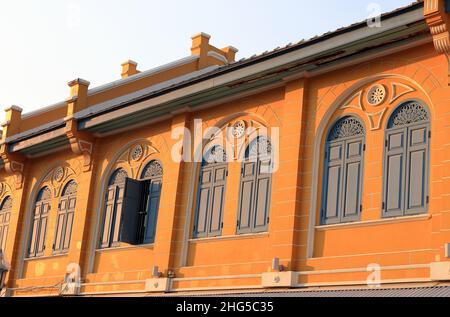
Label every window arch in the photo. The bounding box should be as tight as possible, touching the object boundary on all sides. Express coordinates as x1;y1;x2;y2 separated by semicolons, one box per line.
321;116;366;225
194;145;228;238
100;168;128;248
383;101;430;217
237;136;273;234
0;196;12;252
28;187;52;258
138;160;163;244
53;180;77;254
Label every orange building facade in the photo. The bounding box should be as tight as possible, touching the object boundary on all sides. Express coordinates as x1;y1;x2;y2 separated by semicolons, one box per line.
0;0;450;297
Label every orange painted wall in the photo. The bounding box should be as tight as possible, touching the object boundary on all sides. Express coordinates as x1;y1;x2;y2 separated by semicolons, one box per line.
1;38;449;296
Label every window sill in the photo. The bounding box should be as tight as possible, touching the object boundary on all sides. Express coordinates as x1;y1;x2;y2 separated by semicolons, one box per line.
24;253;69;261
189;232;269;244
95;243;155;253
315;214;431;231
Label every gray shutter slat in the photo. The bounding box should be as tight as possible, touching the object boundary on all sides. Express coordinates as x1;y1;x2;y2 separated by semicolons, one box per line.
384;129;406;217
342;140;363;222
195;177;211;238
119;178;143;245
405;125;429;214
253;175;270;232
237;162;256;234
208;166;227;237
322;142;344;224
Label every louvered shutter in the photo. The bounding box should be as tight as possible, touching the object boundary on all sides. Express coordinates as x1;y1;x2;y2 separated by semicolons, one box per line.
383;129;406;217
253;158;272;232
405;124;429;214
119;178;143;245
63;196;76;251
53;198;68;252
208;166;227;237
342;139;364;222
194;168;213;238
143;179;162;244
322;142;344;224
237;162;256;234
36;203;50;256
101;187;116;248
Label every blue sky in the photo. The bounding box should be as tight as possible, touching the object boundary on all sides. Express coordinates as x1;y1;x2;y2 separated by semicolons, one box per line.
0;0;414;121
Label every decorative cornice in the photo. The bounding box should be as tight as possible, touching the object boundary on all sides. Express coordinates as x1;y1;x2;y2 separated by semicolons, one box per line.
424;0;450;84
0;144;25;189
64;118;94;172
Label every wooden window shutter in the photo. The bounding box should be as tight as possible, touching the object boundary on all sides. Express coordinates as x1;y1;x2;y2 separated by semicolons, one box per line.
63;196;76;251
36;203;50;257
253;158;272;233
143;179;162;244
321;117;365;225
194;167;213;238
194;146;228;238
342;139;364;222
208;166;227;237
404;124;429;215
53;197;68;253
100;187;116;248
53;180;77;254
322;142;344;224
0;197;12;253
237;161;256;234
383;129;406;217
119;178;144;245
28;204;41;257
383;101;430;217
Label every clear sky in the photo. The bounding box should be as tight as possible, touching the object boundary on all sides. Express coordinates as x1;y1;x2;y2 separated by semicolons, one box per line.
0;0;414;121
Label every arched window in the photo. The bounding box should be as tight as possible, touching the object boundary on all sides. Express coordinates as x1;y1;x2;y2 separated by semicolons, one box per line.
194;145;228;238
0;197;12;252
28;187;52;258
237;136;273;234
53;181;77;254
383;101;430;217
101;169;128;248
321;116;365;225
138;160;163;244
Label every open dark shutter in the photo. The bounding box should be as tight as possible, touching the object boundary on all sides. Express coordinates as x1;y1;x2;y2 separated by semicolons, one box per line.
342;139;364;222
208;165;227;237
405;125;429;214
143;179;162;244
253;158;272;232
194;168;213;238
237;162;256;234
383;129;406;217
322;142;344;224
119;178;143;245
